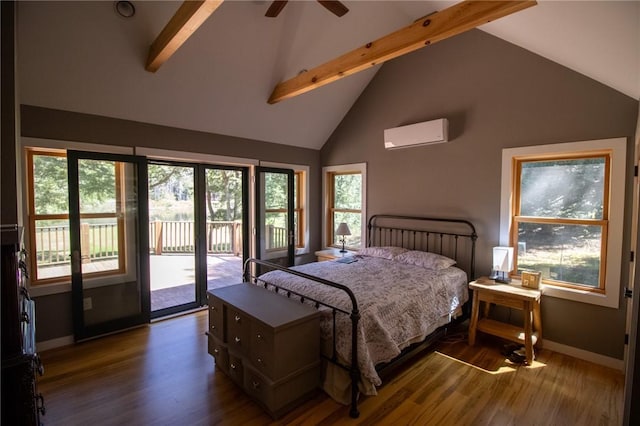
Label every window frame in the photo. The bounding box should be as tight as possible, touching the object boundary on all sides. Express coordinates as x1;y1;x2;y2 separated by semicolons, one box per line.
511;152;611;293
293;171;305;249
500;138;627;308
259;162;310;255
322;163;367;250
26;148;128;286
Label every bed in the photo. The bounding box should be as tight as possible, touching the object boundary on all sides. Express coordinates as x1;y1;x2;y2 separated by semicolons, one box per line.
243;214;477;418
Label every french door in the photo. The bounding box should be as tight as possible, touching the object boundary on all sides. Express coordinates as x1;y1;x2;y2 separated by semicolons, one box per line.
148;161;200;316
68;151;150;341
255;167;295;268
148;162;248;317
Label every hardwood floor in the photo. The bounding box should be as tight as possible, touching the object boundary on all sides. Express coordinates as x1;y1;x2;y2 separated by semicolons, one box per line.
37;311;624;425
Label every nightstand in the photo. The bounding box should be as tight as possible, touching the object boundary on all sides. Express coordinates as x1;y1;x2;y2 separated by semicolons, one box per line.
468;279;542;364
314;248;355;262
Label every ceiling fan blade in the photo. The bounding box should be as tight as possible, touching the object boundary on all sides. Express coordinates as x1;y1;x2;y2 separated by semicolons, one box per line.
317;1;349;17
265;1;288;18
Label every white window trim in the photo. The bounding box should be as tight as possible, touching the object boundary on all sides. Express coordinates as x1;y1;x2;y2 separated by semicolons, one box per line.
260;161;310;255
21;138;136;297
500;138;627;308
322;163;367;249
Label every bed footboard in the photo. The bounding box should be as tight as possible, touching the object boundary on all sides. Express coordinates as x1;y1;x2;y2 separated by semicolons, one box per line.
243;258;362;418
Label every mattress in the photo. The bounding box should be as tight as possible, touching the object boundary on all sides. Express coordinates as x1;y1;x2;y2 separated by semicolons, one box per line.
257;254;469;398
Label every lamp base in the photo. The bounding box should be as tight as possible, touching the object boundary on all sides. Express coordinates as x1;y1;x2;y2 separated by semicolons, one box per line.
490;270;510;284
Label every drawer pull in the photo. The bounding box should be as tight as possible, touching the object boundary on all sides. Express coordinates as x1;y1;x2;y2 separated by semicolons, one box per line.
210;325;216;330
230;363;237;370
257;357;263;364
252;381;261;390
234;315;241;322
234;337;241;344
213;348;219;355
256;333;263;340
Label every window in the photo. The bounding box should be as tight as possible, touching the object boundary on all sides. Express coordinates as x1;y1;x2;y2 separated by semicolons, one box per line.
513;155;609;291
26;149;126;285
501;138;626;308
293;171;305;248
323;163;367;250
259;162;310;254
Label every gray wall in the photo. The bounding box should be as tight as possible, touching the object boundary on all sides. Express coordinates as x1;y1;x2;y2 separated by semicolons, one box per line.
321;29;639;359
20;105;322;342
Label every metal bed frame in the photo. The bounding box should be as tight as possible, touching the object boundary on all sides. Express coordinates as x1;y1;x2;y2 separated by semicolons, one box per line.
243;214;477;418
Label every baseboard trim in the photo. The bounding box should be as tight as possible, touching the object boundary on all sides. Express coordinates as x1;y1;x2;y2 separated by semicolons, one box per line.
543;339;624;371
37;335;74;352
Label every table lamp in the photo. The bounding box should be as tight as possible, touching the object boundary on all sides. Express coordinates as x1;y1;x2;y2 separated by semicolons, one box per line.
335;222;351;253
490;246;513;283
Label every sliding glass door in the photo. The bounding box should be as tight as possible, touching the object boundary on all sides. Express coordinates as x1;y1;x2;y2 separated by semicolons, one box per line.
148;162;248;317
148;162;199;315
255;167;295;268
68;151;150;341
204;167;248;292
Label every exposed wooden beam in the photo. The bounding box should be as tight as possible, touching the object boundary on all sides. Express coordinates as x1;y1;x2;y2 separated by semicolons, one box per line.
146;0;224;73
268;0;537;104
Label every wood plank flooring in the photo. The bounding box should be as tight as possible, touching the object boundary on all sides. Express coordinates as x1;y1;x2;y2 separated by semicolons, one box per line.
37;311;624;425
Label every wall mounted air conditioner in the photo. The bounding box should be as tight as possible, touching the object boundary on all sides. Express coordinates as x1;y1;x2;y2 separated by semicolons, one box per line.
383;118;449;149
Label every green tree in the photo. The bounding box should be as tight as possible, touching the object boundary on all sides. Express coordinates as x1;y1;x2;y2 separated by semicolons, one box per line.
33;155;69;214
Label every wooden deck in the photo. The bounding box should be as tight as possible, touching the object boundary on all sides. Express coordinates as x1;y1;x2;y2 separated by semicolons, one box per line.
36;254;243;312
150;254;243;311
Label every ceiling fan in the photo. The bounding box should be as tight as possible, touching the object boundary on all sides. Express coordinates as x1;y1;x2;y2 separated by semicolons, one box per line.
265;1;349;18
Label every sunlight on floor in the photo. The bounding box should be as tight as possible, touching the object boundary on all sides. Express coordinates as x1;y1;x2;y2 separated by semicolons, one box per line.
435;351;546;375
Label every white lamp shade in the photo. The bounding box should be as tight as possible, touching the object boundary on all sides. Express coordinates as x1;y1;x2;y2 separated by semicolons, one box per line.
493;246;514;272
336;222;351;236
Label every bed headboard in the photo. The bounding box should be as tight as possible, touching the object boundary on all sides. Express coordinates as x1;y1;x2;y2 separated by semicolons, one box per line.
367;214;477;280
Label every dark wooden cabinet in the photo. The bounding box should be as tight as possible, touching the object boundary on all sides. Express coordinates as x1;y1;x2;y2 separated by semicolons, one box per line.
1;225;45;425
207;284;320;418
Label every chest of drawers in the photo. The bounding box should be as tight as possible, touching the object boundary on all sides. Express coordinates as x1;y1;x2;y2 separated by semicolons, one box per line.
207;284;320;418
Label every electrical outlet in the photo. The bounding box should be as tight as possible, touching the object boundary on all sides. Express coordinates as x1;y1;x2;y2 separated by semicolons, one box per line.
83;297;92;311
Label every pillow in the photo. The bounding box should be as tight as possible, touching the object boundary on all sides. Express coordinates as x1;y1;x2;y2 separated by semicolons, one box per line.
357;246;408;260
394;250;456;270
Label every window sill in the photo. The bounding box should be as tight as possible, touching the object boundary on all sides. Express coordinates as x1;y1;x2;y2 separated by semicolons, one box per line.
540;283;618;309
28;282;71;297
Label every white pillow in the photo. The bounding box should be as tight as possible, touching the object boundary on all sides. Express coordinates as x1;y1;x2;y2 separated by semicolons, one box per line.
357;246;408;260
394;250;456;270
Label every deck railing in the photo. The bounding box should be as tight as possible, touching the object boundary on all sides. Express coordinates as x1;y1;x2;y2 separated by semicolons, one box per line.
149;220;244;255
266;225;287;251
35;220;289;266
34;223;120;265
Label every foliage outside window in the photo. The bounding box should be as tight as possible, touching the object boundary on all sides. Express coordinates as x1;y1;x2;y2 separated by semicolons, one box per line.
27;149;126;285
260;170;304;250
262;171;288;252
512;153;610;292
327;171;362;249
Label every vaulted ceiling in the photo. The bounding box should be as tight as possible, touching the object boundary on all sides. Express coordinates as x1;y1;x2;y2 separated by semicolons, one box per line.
17;1;639;150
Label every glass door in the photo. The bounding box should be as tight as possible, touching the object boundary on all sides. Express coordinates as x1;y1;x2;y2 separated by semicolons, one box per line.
147;162;199;316
68;151;149;341
255;167;295;268
203;166;248;293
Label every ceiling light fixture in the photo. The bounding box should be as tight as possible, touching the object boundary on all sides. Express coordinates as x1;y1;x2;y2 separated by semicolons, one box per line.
114;1;135;18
